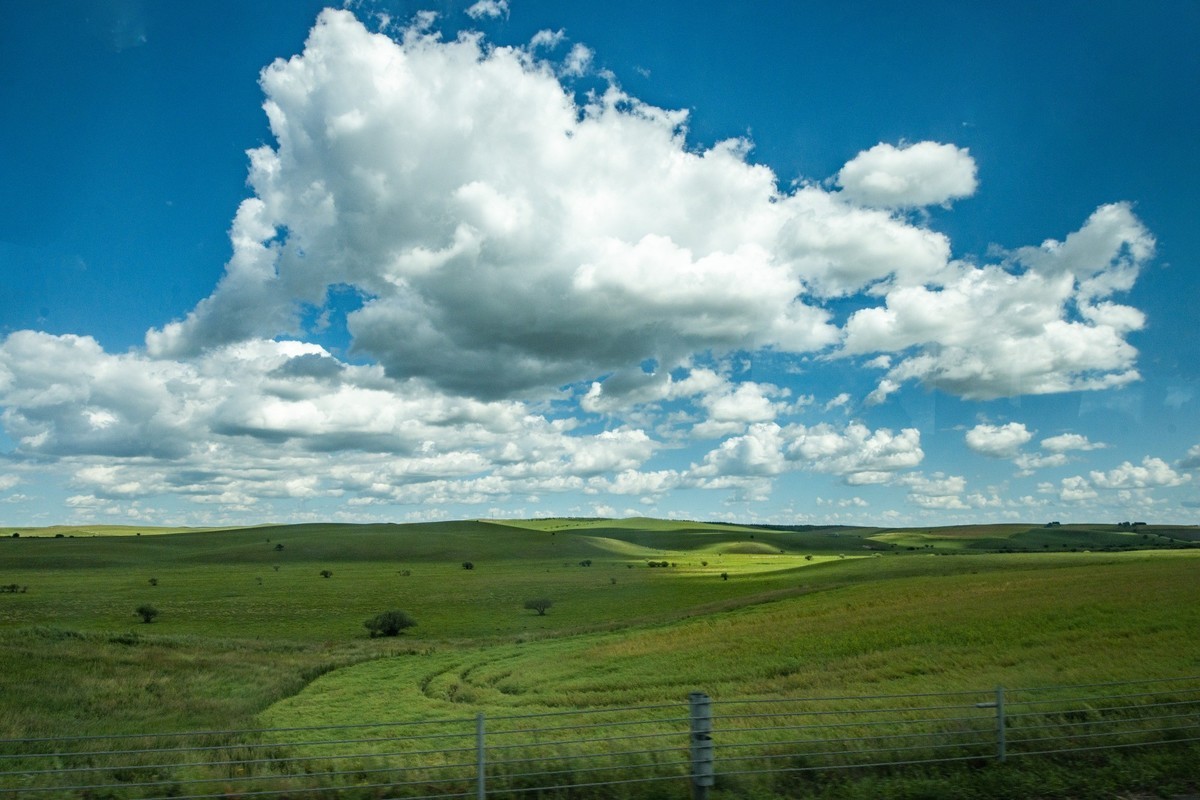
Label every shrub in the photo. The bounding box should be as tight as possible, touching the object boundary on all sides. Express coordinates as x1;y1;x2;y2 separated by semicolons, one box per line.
148;577;158;586
462;561;474;570
524;598;553;616
135;604;159;624
319;569;333;579
364;610;416;637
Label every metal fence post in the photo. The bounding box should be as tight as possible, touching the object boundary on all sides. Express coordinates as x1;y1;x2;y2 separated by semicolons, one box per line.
994;685;1006;762
476;712;486;800
975;685;1006;762
689;692;715;800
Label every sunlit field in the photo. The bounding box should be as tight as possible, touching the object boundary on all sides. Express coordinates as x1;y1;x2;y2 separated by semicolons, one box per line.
2;519;1197;797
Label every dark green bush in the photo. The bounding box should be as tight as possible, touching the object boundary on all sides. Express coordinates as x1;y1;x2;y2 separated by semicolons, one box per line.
364;610;416;637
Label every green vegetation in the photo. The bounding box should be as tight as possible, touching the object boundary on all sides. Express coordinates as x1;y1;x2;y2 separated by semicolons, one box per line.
1;518;1197;798
133;604;159;623
523;597;553;615
363;609;417;637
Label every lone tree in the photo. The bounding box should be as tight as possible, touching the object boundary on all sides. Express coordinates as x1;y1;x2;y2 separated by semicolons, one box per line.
461;561;474;570
135;604;159;624
364;610;417;637
319;569;333;579
524;598;553;616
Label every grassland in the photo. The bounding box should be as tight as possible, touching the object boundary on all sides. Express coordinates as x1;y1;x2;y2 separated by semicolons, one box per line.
1;518;1198;798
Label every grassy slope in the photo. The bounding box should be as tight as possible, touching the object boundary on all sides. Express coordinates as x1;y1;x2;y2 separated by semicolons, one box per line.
1;519;1197;741
260;550;1200;727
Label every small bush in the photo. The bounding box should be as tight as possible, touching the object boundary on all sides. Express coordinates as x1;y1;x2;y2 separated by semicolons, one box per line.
462;561;474;570
524;598;553;616
135;604;159;624
319;569;333;579
364;610;416;637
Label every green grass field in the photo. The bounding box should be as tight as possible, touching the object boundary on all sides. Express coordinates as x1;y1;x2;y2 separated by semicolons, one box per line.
1;518;1197;798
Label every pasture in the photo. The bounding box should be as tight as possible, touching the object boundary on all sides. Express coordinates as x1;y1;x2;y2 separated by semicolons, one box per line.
1;518;1198;797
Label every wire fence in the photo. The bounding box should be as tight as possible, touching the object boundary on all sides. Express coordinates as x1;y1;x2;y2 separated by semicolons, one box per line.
1;676;1197;799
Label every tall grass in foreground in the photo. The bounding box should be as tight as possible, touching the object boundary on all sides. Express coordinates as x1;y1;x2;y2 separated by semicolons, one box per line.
12;679;1193;800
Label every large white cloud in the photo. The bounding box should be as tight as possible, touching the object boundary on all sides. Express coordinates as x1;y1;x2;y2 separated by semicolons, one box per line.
140;9;992;401
138;9;1152;407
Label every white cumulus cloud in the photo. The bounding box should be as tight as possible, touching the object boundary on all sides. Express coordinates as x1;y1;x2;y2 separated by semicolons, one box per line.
1089;457;1191;489
965;422;1033;459
836;141;978;208
1041;433;1106;453
465;0;509;20
845;203;1152;401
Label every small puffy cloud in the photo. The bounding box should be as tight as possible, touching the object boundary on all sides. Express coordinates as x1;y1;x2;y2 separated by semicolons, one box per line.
692;380;788;439
593;469;682;497
1089;457;1191;489
1014;452;1069;475
824;392;851;412
1177;444;1200;471
784;422;923;480
562;43;593;76
965;422;1032;459
530;29;565;50
1041;433;1106;453
836;141;977;208
1058;475;1098;503
465;0;509;19
693;423;788;478
897;471;968;509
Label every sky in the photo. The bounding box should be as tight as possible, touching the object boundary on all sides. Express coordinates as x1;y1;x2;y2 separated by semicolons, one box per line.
1;0;1198;528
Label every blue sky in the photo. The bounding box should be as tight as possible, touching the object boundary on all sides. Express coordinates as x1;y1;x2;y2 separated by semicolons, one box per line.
1;0;1197;527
